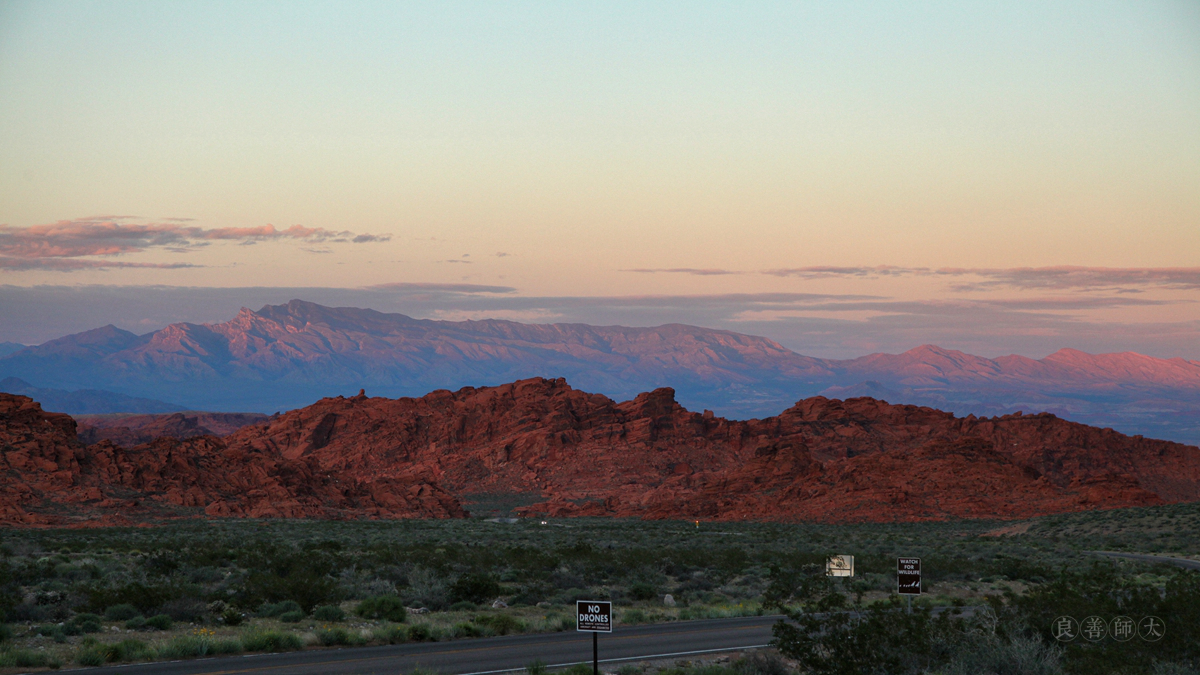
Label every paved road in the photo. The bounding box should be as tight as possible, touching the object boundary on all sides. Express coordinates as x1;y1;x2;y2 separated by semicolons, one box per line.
67;615;781;675
1091;551;1200;571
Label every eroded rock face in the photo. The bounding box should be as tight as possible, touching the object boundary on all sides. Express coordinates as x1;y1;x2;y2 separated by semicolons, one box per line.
3;377;1199;526
0;394;465;526
75;411;269;446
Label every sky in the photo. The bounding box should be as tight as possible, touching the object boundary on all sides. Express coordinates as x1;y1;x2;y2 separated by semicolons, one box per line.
1;1;1198;358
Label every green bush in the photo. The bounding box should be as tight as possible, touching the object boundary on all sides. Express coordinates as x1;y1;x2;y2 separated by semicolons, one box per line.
371;624;409;644
221;607;245;626
453;621;486;638
450;573;502;605
313;604;345;622
258;600;303;617
474;613;525;635
316;626;363;646
279;610;306;623
1;646;57;668
75;645;108;667
527;660;548;675
104;603;141;621
145;613;174;630
0;623;11;642
449;600;478;611
629;582;658;601
241;628;304;652
407;623;433;642
357;595;407;622
125;615;147;629
156;634;242;659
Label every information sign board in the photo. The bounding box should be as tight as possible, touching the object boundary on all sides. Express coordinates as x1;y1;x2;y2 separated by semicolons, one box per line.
576;600;612;633
898;557;921;595
826;555;854;577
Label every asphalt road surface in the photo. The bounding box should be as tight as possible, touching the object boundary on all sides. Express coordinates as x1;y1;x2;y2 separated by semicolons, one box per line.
1091;551;1200;571
68;615;781;675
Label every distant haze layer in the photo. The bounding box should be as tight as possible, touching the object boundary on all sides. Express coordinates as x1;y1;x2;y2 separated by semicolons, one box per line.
1;299;1197;445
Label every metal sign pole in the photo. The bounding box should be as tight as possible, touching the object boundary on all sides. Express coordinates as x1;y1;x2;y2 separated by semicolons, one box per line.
593;632;598;675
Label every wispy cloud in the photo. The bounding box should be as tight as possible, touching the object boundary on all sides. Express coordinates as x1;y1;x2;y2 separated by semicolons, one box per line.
366;282;517;294
0;258;199;271
0;217;391;272
936;266;1200;291
632;264;1200;292
763;265;921;279
623;267;742;276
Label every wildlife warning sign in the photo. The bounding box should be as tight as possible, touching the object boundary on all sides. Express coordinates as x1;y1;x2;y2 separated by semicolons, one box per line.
898;557;922;595
576;600;612;633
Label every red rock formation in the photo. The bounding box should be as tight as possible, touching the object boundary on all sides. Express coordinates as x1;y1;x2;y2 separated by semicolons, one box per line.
76;411;268;446
0;394;465;527
212;378;1200;522
3;378;1199;527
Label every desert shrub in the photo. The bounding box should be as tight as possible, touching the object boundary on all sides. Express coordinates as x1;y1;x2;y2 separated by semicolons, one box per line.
407;623;433;642
82;581;183;615
313;604;345;621
75;644;108;666
279;610;305;623
108;638;153;662
125;615;147;629
733;651;790;675
449;600;478;611
316;626;362;646
237;545;342;612
156;634;241;659
160;598;208;622
773;595;961;675
104;603;141;621
941;634;1062;675
70;612;103;633
628;582;658;601
527;660;548;675
241;628;304;652
145;613;174;630
0;624;10;642
221;607;245;626
453;621;486;638
372;624;409;644
450;573;501;605
473;613;524;635
259;599;303;617
357;595;407;622
0;646;56;668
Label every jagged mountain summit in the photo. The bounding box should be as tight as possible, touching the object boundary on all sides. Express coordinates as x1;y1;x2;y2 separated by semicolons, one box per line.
1;299;1198;443
3;378;1198;526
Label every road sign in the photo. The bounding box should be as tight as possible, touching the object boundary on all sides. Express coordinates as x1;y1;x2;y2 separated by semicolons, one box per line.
826;555;854;577
576;600;612;633
898;557;921;595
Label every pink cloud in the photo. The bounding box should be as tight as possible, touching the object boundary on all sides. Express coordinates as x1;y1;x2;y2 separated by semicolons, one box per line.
0;217;391;271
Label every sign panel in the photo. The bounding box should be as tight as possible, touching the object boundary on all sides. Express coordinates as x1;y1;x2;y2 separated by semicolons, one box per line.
826;555;854;577
576;600;612;633
898;557;921;595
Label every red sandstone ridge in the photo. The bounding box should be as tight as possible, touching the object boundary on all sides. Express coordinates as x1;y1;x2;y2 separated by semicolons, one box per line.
0;394;464;527
3;378;1199;527
76;411;269;446
212;378;1199;522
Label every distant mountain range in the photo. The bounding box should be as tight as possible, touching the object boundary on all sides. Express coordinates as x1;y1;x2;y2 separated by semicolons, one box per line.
0;377;183;415
1;299;1198;443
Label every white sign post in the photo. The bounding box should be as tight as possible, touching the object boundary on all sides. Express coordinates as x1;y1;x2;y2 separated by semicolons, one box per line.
577;600;612;675
826;555;854;577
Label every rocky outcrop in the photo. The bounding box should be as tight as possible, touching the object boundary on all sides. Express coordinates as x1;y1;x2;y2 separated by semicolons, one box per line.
76;411;269;446
3;378;1199;526
0;394;465;527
